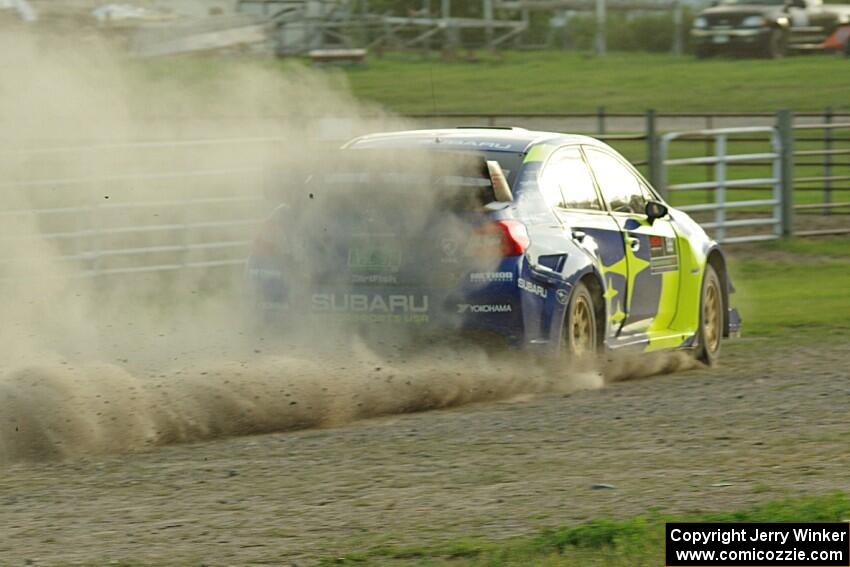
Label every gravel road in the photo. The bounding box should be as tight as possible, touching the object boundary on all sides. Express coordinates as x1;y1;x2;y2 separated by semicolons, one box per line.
1;338;848;566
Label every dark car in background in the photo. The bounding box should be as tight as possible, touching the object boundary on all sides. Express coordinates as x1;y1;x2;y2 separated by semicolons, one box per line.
691;0;850;58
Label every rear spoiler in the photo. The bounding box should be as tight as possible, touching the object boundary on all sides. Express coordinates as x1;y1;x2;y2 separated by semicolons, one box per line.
486;160;513;202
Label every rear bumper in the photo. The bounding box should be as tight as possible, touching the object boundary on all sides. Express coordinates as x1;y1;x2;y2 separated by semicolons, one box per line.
245;255;568;352
246;255;523;333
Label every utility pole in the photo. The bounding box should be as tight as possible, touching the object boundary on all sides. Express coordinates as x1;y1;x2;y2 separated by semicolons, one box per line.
422;0;432;50
672;0;683;55
595;0;607;56
442;0;453;48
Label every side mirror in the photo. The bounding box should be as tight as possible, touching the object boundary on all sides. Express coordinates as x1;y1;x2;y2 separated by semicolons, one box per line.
645;200;669;225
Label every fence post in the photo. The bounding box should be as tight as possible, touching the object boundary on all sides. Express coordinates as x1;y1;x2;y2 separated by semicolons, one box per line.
483;0;494;48
597;105;606;136
823;106;833;215
715;133;727;243
646;109;663;194
672;0;683;56
777;109;794;237
441;0;455;48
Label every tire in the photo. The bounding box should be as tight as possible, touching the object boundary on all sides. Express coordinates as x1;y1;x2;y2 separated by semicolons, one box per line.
695;264;724;366
563;281;598;357
765;29;787;59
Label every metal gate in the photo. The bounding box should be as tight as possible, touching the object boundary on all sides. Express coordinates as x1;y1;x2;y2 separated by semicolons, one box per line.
659;125;788;244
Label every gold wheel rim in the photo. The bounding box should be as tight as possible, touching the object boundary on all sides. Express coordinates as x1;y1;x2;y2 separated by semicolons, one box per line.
703;279;721;353
571;295;594;355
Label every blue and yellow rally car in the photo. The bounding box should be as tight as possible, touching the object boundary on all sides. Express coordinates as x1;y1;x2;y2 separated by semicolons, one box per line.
248;128;741;364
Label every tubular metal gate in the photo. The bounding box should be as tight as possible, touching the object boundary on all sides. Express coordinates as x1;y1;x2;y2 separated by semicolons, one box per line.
0;137;278;280
1;116;847;281
659;126;786;244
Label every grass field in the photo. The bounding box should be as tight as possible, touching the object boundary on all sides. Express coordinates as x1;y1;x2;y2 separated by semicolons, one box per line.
138;52;850;220
141;51;850;114
54;52;850;567
334;52;850;225
335;51;850;114
730;244;850;339
319;493;850;566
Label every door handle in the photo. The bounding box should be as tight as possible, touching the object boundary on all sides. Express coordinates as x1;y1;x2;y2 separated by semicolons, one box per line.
627;236;641;252
572;229;587;243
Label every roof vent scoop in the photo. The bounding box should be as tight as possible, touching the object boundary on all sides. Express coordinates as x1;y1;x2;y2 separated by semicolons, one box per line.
487;160;513;202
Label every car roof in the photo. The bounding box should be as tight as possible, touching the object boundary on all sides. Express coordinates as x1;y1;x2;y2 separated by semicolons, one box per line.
343;128;603;154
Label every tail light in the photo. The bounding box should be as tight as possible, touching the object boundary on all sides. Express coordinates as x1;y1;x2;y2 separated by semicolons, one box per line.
468;220;530;257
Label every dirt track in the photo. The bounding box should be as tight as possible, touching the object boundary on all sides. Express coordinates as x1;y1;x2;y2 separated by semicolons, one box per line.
1;339;848;566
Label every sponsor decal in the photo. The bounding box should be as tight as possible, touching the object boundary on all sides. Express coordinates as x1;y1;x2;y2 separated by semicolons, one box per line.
648;235;679;274
336;313;429;324
469;271;513;283
433;139;513;150
556;288;569;305
351;273;398;285
312;293;429;314
457;303;513;314
518;277;548;299
348;240;402;272
440;238;459;264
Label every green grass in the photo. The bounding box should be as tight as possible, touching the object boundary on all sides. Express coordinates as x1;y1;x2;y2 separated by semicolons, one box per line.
338;51;850;114
319;492;850;566
135;51;850;115
134;52;850;213
755;235;850;257
730;237;850;339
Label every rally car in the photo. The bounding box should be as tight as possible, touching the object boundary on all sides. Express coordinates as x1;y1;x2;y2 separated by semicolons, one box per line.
247;128;741;364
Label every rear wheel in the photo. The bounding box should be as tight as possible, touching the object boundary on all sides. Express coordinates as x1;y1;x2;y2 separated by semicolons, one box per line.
696;265;724;366
563;282;598;357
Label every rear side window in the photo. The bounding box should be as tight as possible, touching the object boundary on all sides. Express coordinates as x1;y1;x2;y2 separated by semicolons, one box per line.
584;148;647;214
539;147;603;211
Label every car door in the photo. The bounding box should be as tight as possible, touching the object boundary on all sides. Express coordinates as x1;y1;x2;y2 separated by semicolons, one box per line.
539;146;627;340
583;146;681;341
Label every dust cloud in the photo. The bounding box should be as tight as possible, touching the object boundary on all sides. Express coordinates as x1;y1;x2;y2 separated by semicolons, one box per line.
0;31;696;464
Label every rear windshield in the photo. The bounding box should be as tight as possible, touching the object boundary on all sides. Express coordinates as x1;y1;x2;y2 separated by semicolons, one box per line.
336;148;523;186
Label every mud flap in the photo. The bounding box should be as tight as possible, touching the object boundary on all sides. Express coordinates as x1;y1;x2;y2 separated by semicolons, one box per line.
728;308;742;339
